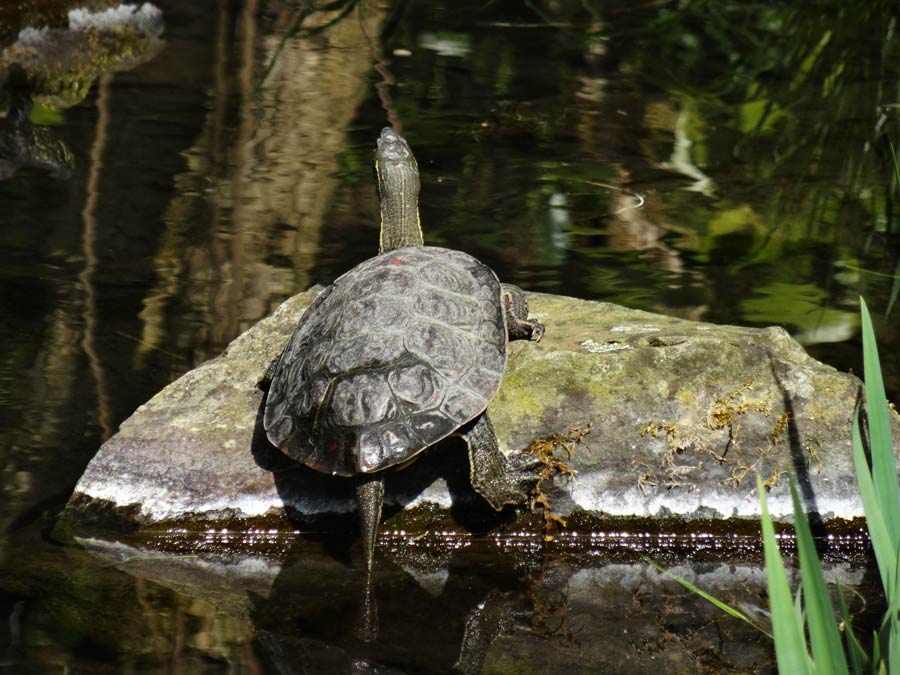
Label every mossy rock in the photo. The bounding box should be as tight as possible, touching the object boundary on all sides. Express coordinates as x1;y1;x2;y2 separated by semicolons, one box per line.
1;6;163;108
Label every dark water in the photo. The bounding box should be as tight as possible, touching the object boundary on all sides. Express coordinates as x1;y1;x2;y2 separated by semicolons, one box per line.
1;0;898;672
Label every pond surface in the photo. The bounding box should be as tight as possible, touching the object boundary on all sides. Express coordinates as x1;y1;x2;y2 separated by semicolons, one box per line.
1;0;898;672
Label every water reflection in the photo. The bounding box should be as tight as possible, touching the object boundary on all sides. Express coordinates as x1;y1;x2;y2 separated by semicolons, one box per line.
253;541;525;672
136;0;389;362
32;530;865;673
0;515;876;673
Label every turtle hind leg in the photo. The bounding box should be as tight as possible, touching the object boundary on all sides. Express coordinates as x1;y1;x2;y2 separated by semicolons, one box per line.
355;472;384;572
462;413;542;511
501;283;544;343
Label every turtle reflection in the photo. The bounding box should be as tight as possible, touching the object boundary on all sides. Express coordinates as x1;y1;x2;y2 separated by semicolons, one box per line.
250;534;528;675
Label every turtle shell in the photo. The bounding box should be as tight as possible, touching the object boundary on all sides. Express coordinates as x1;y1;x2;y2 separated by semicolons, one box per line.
263;246;508;476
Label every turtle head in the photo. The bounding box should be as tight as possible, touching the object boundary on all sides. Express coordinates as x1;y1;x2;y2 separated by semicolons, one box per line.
376;127;415;164
374;127;422;253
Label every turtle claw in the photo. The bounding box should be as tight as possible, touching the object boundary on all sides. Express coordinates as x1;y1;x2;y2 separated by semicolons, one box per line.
506;451;544;491
486;455;545;510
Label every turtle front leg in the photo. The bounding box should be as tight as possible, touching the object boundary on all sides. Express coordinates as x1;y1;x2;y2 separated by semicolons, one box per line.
462;413;542;510
501;283;544;343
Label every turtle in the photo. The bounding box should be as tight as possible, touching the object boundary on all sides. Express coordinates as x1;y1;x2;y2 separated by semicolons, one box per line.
262;127;545;572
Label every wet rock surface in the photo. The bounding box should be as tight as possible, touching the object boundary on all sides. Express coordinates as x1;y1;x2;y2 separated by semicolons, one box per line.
65;289;900;532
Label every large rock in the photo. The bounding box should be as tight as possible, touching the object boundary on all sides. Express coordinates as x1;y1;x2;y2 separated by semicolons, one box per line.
65;289;900;531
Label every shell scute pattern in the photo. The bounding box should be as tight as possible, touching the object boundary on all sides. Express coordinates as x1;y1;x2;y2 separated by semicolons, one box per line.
407;411;458;443
418;260;477;295
265;412;293;446
299;339;330;378
470;264;505;300
326;332;405;374
357;430;384;470
459;367;500;397
353;295;410;329
328;372;397;427
440;388;485;424
403;322;472;374
264;246;507;475
413;292;479;330
289;378;326;421
387;363;442;409
382;425;416;457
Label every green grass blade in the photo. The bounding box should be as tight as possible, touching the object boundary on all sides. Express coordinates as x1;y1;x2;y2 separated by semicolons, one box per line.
890;609;900;675
872;629;883;671
859;298;900;544
645;558;771;637
789;479;850;674
890;623;900;675
888;538;900;675
892;535;900;614
836;583;870;675
852;412;897;598
795;585;805;630
758;474;811;674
